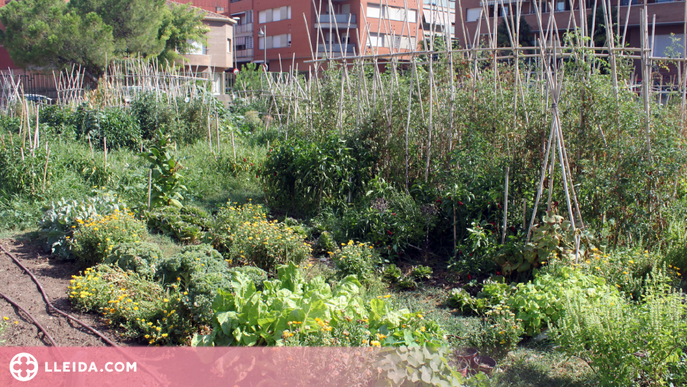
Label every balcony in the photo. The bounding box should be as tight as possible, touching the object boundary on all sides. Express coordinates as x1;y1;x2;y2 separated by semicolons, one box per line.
315;14;357;28
234;23;253;35
236;49;254;58
317;44;356;58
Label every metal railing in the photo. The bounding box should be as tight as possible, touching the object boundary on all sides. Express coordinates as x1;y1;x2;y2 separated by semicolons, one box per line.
318;14;357;24
235;23;253;34
236;49;254;58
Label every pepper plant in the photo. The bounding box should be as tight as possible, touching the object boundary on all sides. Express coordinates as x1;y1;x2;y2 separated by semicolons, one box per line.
144;129;186;209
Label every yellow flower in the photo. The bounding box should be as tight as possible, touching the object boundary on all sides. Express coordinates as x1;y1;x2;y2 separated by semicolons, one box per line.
2;317;8;321
161;333;168;338
420;327;426;332
163;299;169;303
370;340;381;347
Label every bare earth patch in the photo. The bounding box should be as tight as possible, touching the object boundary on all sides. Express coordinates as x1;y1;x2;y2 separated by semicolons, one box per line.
0;235;130;346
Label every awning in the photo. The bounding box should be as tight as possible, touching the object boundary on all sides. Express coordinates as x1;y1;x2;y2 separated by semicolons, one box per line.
231;11;246;16
422;9;453;27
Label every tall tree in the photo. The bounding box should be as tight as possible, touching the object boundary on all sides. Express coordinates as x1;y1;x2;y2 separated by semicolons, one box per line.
157;3;210;65
68;0;166;56
0;0;114;77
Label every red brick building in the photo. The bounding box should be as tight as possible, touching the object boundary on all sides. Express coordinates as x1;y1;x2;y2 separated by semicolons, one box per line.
455;0;686;59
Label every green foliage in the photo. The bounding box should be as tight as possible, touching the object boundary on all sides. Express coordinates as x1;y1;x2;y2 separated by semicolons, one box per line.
68;0;165;56
103;242;163;279
39;191;128;259
372;346;467;387
382;264;402;283
156;244;231;322
330;240;380;284
316;231;336;254
448;267;619;337
552;268;687;386
144;205;211;244
411;265;433;281
69;264;193;344
71;210;148;268
207;201;311;273
0;139;52;199
0;0;114;76
193;262;445;347
144;130;186;208
73;106;142;150
493;213;577;277
157;2;209;63
261;133;375;215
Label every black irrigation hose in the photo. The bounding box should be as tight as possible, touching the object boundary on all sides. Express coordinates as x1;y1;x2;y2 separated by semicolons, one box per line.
0;290;58;346
0;244;118;347
1;244;169;386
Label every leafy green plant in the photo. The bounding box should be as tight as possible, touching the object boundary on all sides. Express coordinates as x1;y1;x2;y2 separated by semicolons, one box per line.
156;244;232;323
144;129;187;208
69;264;193;345
70;210;148;268
40;191;128;259
144;205;211;244
207;201;311;273
103;242;163;279
411;265;433;281
372;346;469;387
192;262;444;347
316;230;337;254
552;268;687;386
330;240;380;284
382;264;402;283
73;106;142;150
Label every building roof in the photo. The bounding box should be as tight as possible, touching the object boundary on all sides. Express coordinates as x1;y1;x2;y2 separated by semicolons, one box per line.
166;1;236;24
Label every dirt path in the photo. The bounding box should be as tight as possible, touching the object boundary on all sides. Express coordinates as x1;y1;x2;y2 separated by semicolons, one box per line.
0;235;129;346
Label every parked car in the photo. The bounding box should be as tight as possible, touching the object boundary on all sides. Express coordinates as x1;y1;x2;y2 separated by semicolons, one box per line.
23;94;53;104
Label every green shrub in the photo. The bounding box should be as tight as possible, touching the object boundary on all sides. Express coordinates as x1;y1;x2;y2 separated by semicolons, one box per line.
40;105;76;136
448;267;618;336
104;242;163;279
144;205;211;244
192;262;444;347
69;264;193;345
330;240;380;284
0;140;52;198
130;92;176;141
382;264;402;283
71;210;148;268
552;268;687;386
373;346;469;387
261;134;374;215
73;106;141;151
207;201;311;273
40;191;128;259
144;130;187;209
156;244;232;322
316;231;337;254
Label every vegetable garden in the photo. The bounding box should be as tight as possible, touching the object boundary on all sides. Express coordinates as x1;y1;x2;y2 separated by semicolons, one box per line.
1;3;687;385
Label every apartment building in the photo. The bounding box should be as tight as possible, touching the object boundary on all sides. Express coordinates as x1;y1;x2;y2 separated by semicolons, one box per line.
223;0;458;73
455;0;686;59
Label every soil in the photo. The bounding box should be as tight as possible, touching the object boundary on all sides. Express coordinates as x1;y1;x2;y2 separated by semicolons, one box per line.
0;234;129;347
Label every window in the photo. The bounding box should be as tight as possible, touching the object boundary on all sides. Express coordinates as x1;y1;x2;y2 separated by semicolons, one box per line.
466;8;481;22
187;40;207;55
367;32;384;47
227;39;232;53
258;6;291;23
367;4;418;22
235;36;253;50
367;4;381;18
258;34;291;49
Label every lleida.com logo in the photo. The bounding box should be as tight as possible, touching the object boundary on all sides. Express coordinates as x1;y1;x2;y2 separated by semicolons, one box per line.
9;353;38;382
9;352;137;382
